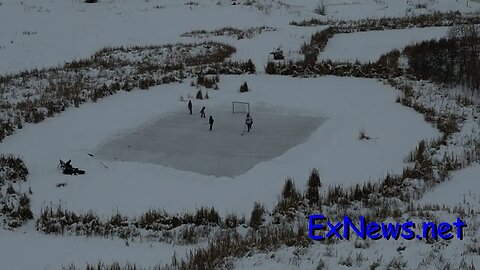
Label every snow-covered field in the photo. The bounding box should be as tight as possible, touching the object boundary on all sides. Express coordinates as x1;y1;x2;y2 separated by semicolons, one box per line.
1;0;478;74
420;164;480;210
319;26;450;63
2;0;480;269
0;75;438;216
0;227;191;269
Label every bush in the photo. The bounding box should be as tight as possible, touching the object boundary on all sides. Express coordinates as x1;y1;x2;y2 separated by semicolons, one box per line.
239;82;249;93
245;59;256;73
265;61;277;74
386;255;407;270
194;207;220;225
271;47;284;60
338;253;353;267
276;178;303;213
139;77;155;90
196;89;203;99
281;178;302;203
306;169;321;205
249;202;264;230
16;193;34;221
196;75;218;88
225;213;239;228
314;1;326;15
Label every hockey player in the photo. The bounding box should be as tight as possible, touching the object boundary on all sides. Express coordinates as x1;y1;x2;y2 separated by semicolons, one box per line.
188;100;193;114
209;116;214;131
200;107;206;118
245;113;253;132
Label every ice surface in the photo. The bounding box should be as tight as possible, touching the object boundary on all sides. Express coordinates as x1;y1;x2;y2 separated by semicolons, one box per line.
95;108;324;177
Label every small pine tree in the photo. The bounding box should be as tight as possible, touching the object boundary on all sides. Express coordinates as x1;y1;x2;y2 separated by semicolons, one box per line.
196;89;203;99
246;59;256;73
239;82;249;93
265;61;276;74
17;193;34;220
282;178;301;202
306;169;321;205
250;202;264;230
122;80;132;92
314;0;326;15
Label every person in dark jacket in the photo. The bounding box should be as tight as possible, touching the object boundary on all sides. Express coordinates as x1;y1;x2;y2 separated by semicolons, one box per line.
63;160;85;175
200;107;206;118
63;160;74;175
188;100;193;114
245;113;253;132
209;116;214;131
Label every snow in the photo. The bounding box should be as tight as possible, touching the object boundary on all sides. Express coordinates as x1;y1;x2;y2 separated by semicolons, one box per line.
419;164;480;210
181;25;326;74
319;27;450;63
1;0;479;269
0;75;438;217
1;0;478;74
0;0;300;74
0;225;190;270
315;0;479;20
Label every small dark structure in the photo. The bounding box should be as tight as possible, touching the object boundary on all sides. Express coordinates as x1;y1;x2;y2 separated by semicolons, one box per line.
270;47;285;60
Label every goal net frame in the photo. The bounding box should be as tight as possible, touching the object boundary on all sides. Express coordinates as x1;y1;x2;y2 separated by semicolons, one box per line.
232;101;250;114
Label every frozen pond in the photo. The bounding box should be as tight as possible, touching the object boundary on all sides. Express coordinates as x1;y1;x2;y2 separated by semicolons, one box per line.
95;107;324;177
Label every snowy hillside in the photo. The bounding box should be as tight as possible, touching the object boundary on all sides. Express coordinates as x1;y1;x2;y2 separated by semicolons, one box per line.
1;0;480;269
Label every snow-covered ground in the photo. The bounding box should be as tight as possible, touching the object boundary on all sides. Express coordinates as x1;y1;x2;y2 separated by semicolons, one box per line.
319;0;478;20
0;224;191;270
420;164;480;210
0;75;438;216
0;0;302;74
319;27;450;63
1;0;479;74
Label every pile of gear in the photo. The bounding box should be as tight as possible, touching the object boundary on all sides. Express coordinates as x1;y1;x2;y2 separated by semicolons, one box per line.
58;159;85;175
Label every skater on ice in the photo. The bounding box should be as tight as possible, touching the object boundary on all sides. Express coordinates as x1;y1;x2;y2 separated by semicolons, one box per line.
188;100;193;115
245;113;253;132
209;115;214;131
200;106;206;118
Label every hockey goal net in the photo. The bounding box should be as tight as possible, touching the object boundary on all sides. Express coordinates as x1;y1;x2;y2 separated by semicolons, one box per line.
232;101;250;114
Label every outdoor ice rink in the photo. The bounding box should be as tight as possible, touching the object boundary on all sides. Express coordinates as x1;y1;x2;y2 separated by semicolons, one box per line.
95;106;324;177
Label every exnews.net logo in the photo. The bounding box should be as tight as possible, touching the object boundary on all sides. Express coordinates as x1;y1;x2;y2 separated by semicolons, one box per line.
308;215;466;241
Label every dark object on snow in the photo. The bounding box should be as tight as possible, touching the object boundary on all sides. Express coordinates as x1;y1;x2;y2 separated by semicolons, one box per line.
245;113;253;132
58;159;85;175
56;182;66;188
200;107;206;118
188;100;193;114
270;47;284;60
209;116;214;131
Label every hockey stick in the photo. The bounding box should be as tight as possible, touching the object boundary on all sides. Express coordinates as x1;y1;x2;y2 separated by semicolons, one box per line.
88;153;109;169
